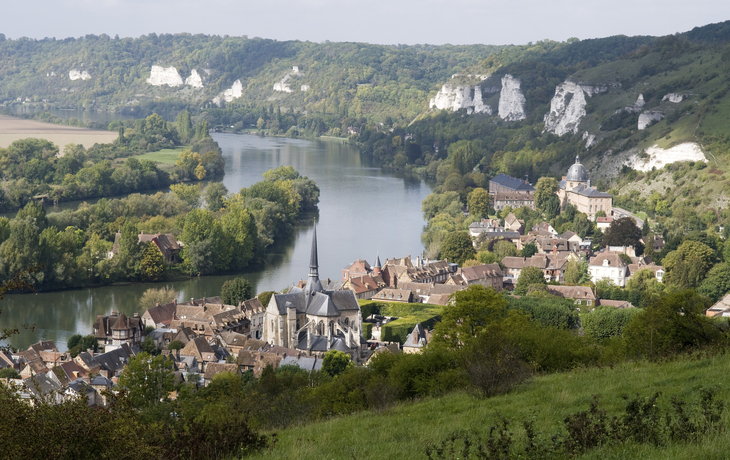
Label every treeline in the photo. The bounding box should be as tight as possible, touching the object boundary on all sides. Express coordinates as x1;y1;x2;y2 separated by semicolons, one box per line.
0;166;319;290
0;112;223;210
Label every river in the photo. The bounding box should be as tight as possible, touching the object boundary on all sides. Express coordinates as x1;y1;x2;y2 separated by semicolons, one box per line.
1;134;433;351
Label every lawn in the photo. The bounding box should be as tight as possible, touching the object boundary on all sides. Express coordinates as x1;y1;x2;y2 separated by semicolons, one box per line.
247;351;730;460
134;147;185;165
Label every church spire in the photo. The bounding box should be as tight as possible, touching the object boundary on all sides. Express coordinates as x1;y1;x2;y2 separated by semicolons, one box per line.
305;221;323;298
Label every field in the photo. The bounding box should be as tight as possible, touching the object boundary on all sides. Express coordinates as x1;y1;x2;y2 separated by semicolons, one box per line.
0;114;118;148
134;147;185;165
248;351;730;460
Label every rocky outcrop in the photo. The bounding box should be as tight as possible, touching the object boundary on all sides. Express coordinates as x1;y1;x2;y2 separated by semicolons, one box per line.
498;74;526;121
185;69;204;88
212;80;243;106
628;142;707;172
429;83;492;115
69;69;91;81
662;93;684;103
273;74;293;93
543;81;589;136
638;111;664;130
301;85;310;91
582;131;596;148
146;66;183;87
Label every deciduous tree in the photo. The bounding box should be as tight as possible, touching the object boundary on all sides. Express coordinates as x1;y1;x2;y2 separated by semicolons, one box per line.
440;231;476;265
514;266;546;295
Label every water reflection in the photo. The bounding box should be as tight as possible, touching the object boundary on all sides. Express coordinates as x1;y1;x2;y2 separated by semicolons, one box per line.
1;134;432;351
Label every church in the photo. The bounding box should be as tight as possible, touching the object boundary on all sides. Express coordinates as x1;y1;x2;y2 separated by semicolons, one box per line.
262;225;365;362
557;156;612;221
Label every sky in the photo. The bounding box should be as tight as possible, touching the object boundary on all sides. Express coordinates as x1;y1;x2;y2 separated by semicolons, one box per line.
3;0;730;46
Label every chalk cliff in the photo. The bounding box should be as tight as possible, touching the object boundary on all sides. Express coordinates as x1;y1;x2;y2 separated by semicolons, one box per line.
543;81;588;136
146;66;183;87
662;93;684;103
498;74;526;121
628;142;707;172
273;74;293;93
638;111;664;130
185;69;204;88
429;83;492;115
69;70;91;81
212;80;243;106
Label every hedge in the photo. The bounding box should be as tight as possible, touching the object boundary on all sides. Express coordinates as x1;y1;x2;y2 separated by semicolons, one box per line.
506;296;579;329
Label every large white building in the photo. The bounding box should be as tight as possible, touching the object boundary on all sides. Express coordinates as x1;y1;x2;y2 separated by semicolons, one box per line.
558;156;613;221
589;253;628;287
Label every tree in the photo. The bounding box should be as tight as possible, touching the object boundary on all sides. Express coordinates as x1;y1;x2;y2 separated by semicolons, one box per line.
663;240;717;289
564;259;590;285
440;231;476;265
67;334;98;357
534;177;559;214
603;216;643;252
175;110;193;143
492;240;518;259
514;266;546;295
0;367;19;379
168;340;184;351
140;242;164;281
257;291;276;308
520;242;538;258
582;306;642;341
139;286;179;311
204;182;228;211
432;285;511;351
625;268;664;307
321;349;354;377
467;188;491;219
698;263;730;302
170;183;201;207
221;278;253;305
118;352;175;408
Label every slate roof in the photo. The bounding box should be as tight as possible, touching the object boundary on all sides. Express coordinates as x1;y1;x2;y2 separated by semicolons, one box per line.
459;264;503;281
490;173;535;192
180;337;217;362
546;285;596;301
566;156;589;182
279;355;322;372
403;323;429;349
589;253;627;268
570;183;612;198
143;301;177;326
373;288;412;302
93;344;135;374
271;286;359;317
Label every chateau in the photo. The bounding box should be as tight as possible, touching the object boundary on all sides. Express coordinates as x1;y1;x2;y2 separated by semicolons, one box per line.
262;226;364;362
557;156;612;221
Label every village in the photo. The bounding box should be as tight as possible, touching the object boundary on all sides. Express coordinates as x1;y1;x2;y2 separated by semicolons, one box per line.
3;156;727;407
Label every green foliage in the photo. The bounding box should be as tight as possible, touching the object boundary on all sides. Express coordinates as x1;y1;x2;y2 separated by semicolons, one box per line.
168;340;184;351
663;240;717;289
257;291;275;308
322;350;354;377
520;242;538;257
534;177;559;215
221;277;253;306
514;266;547;295
169;183;201;207
67;334;99;357
603;216;644;252
140;242;164;281
582;306;642;341
698;263;730;302
564;259;591;285
439;231;476;265
139;286;178;311
118;352;175;409
467;187;491;219
0;367;20;379
204;181;228;211
506;295;579;329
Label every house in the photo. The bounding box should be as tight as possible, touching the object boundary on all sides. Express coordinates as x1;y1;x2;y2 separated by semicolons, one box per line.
262;226;364;363
92;312;144;348
402;323;430;354
342;259;373;280
468;220;502;239
203;363;239;386
596;216;613;232
373;288;413;303
241;298;266;339
343;275;383;300
383;256;457;286
628;263;665;283
589;253;629;287
640;234;665;252
397;282;464;304
707;293;730;317
138;233;181;264
501;255;568;284
597;299;635;309
557;156;613;221
534;237;581;255
141;301;178;328
472;230;522;247
279;355;323;372
488;173;535;210
560;231;583;245
531;222;559;237
545;285;596;307
180;337;220;372
89;344;136;378
504;213;525;234
218;331;251;356
446;264;503;291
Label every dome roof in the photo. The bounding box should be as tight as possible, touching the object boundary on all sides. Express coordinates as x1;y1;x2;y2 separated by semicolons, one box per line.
566;155;588;182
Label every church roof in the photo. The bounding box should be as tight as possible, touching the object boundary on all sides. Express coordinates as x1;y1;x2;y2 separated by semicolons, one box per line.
566;156;589;182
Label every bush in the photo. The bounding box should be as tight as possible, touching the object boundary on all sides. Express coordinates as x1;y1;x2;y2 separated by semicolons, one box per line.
506;296;579;329
582;306;642;341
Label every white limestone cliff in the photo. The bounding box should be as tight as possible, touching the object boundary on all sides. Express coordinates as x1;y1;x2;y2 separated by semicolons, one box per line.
146;66;183;87
579;84;608;97
429;84;492;115
662;93;684;103
628;142;707;172
498;74;526;121
69;69;91;81
273;74;293;93
301;85;310;91
212;80;243;106
185;69;204;88
638;111;664;130
543;81;589;136
582;131;596;148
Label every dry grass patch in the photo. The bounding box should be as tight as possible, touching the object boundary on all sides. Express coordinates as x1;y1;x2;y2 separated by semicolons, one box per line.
0;115;117;148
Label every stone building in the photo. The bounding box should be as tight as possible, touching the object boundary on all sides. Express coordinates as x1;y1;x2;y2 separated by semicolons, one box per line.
262;226;364;362
557;156;612;221
489;173;536;210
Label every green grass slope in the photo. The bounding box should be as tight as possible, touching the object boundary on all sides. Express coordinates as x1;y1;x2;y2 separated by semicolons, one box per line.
248;352;730;460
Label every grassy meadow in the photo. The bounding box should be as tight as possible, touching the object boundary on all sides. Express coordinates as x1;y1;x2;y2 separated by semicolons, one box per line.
247;351;730;460
133;147;186;165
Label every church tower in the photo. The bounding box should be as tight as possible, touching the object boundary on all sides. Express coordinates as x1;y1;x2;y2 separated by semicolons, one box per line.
372;253;382;276
304;223;323;304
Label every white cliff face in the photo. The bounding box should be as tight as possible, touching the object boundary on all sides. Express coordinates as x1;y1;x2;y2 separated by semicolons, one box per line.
544;81;589;136
212;80;243;106
582;131;596;148
69;70;91;81
146;66;183;87
662;93;684;103
273;74;293;93
498;74;526;121
638;111;664;130
185;69;204;88
579;84;608;97
429;84;492;115
301;85;310;91
629;142;707;172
